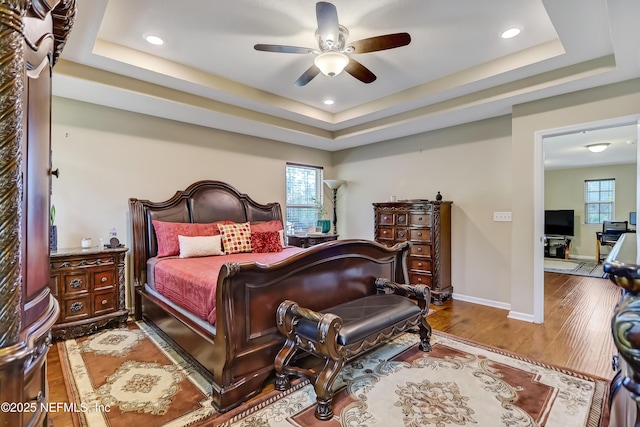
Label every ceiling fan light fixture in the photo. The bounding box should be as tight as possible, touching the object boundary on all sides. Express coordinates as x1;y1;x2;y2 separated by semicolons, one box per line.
314;51;349;76
586;143;609;153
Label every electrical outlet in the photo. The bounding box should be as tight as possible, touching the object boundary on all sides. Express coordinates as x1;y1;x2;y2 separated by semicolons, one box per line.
493;212;512;222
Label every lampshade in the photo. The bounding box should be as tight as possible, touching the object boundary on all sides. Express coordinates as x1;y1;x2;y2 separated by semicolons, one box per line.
324;179;345;190
314;52;349;77
586;143;609;153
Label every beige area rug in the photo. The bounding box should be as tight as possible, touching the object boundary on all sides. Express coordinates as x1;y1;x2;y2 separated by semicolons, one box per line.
59;323;610;427
216;332;610;427
544;258;607;278
58;322;218;427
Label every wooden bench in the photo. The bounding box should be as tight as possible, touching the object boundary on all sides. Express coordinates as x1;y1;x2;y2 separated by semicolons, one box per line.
274;278;432;421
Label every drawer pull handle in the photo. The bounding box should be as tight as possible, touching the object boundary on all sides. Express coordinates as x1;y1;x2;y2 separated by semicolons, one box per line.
102;299;108;305
398;232;405;237
70;279;83;289
417;277;423;282
382;230;387;234
70;302;83;312
101;277;108;283
418;232;422;236
417;247;423;252
418;263;423;267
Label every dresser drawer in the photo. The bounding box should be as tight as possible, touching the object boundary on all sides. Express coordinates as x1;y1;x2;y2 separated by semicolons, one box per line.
62;273;89;295
93;292;116;316
409;272;432;287
93;269;115;291
409;243;431;257
410;213;432;226
409;258;431;272
395;228;408;241
409;228;431;242
377;227;395;240
61;296;90;322
378;213;395;225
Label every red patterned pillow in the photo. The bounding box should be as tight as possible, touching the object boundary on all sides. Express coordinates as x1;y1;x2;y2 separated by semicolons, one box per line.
218;222;252;254
152;220;233;258
251;231;283;253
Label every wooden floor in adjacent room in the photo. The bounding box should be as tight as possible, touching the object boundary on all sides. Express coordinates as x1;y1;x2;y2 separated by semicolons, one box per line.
46;272;620;426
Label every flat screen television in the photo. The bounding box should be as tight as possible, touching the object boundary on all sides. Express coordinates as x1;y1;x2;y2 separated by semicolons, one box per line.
544;209;575;236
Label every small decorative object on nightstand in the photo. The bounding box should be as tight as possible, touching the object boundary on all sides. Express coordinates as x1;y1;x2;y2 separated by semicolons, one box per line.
49;246;129;340
287;233;338;248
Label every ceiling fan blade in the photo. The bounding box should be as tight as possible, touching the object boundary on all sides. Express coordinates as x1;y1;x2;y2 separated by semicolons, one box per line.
295;65;321;86
349;33;411;53
344;59;376;84
254;44;315;54
316;2;339;45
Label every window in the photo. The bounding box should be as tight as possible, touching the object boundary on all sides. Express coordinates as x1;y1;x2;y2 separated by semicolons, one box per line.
584;179;614;224
285;163;323;233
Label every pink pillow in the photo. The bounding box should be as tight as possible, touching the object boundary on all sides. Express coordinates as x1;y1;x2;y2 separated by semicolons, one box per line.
152;220;233;258
251;231;283;253
250;220;283;233
218;222;252;254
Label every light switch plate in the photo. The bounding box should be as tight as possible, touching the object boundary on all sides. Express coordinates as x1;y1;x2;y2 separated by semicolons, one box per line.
493;212;512;222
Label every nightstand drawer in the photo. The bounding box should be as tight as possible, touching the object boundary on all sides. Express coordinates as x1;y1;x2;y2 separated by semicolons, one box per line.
93;269;115;291
377;227;395;240
62;273;89;294
378;213;395;225
93;292;116;315
61;296;90;322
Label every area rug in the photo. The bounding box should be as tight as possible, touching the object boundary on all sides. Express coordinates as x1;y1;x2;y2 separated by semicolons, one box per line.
59;324;610;427
544;258;607;278
57;322;218;427
215;332;609;427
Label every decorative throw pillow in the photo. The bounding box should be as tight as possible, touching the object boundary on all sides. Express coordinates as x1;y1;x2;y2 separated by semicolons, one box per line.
178;235;223;258
152;220;233;258
251;220;286;246
218;222;252;254
251;231;283;253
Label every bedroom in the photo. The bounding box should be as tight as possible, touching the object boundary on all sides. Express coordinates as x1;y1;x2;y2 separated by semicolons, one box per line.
2;0;640;425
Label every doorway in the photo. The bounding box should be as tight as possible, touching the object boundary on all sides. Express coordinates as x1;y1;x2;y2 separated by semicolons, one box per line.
534;116;640;323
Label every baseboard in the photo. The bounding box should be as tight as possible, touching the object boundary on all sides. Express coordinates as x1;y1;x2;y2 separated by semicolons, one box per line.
451;293;510;311
507;311;536;323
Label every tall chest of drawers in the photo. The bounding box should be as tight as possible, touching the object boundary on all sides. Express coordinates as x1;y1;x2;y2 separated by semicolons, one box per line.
373;200;452;305
49;246;129;340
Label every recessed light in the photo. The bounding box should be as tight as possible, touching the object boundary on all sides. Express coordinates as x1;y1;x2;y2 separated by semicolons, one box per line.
500;27;521;39
145;34;164;46
323;99;335;105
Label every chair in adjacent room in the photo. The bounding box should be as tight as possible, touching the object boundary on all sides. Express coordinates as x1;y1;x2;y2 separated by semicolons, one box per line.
596;221;628;263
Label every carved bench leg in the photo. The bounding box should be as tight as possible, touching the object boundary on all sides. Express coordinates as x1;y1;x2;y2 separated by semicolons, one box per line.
274;338;298;391
314;356;345;421
418;315;432;352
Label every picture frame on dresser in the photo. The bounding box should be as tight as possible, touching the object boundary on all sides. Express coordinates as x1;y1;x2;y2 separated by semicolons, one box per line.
373;200;453;305
49;246;129;340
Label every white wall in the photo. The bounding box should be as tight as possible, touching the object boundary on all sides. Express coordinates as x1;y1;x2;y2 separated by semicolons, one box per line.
51;97;333;298
333;115;513;307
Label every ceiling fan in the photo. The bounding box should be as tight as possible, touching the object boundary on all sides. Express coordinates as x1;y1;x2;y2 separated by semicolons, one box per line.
254;2;411;86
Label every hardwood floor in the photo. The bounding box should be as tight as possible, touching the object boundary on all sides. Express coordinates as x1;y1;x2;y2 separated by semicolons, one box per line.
45;272;620;426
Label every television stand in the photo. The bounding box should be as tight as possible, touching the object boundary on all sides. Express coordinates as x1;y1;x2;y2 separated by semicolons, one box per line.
544;236;571;259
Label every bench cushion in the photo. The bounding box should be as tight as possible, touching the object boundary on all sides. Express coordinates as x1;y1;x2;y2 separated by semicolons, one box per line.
296;294;421;346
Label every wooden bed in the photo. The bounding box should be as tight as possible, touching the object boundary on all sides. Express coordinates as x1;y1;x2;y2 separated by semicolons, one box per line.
129;180;409;412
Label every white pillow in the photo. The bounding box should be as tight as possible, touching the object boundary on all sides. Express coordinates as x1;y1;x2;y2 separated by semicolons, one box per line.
178;235;223;258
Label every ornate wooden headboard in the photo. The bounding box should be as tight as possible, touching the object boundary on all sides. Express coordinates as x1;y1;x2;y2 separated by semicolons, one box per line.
128;180;282;288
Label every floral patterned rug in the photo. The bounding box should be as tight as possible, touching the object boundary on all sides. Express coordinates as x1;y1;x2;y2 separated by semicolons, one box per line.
57;322;218;426
59;324;610;427
217;332;610;427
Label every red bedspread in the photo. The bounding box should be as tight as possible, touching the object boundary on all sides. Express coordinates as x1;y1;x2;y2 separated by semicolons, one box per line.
153;247;304;324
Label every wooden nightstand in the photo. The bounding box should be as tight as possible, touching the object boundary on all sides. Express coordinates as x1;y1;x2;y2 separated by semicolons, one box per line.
49;246;128;340
287;234;338;248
